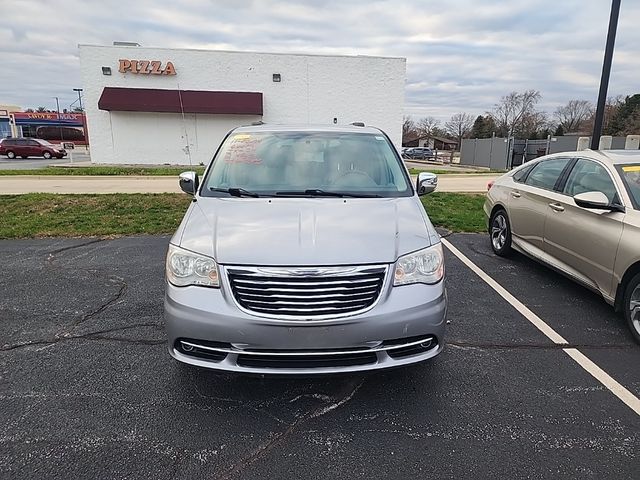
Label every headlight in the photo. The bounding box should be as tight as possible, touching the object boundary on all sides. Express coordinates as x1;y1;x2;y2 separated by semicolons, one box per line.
393;243;444;286
166;244;219;287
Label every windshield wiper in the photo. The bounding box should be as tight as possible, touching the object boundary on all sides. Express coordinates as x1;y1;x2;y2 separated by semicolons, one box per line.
209;187;261;198
275;189;381;198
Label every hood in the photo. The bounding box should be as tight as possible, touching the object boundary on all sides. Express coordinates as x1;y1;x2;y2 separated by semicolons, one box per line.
178;196;439;266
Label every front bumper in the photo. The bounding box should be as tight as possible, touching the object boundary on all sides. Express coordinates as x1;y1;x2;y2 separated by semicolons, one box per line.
165;272;447;375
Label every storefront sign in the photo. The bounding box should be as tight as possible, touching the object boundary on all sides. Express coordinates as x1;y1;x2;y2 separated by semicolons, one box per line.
13;112;85;122
118;59;176;75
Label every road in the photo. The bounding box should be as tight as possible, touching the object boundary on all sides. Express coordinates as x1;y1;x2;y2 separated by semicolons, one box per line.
0;174;497;194
0;151;91;170
0;234;637;479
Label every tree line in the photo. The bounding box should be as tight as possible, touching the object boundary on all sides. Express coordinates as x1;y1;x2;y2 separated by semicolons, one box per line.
403;91;640;146
23;106;84;114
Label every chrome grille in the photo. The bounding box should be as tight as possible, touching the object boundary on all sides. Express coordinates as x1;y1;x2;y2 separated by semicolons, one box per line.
226;265;387;319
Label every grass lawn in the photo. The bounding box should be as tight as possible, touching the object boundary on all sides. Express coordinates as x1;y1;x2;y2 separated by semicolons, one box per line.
0;192;486;239
0;194;192;238
0;166;206;176
421;193;486;233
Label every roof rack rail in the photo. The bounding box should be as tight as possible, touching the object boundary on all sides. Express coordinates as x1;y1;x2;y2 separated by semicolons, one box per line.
251;121;265;126
350;122;365;127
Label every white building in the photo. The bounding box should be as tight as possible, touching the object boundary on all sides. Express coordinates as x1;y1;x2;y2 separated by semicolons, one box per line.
79;45;406;165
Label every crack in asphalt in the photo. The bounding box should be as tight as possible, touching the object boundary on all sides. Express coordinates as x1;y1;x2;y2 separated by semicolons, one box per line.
0;323;164;352
447;341;636;350
45;238;107;261
68;277;128;329
212;378;365;480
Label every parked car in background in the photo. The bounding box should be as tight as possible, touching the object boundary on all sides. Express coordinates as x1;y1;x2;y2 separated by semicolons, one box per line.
403;147;435;160
484;150;640;342
0;138;67;159
165;123;447;374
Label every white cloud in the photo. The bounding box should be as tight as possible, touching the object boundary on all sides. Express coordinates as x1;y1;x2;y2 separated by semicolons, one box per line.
0;0;638;121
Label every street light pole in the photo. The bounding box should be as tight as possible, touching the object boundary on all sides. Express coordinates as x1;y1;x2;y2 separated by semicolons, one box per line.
73;88;83;112
591;0;622;150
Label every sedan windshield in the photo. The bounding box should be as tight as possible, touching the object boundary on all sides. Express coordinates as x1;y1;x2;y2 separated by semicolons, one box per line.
201;131;410;198
618;164;640;208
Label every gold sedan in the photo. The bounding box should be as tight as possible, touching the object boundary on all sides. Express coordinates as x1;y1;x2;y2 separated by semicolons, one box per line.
484;150;640;343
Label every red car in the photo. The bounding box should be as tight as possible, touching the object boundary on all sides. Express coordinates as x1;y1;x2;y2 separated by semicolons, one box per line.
0;138;67;159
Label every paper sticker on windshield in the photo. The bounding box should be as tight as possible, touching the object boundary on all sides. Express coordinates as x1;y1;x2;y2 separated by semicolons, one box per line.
232;134;252;141
375;136;385;140
224;136;262;164
622;165;640;172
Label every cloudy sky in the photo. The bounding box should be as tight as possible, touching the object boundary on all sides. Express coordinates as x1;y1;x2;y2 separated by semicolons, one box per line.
0;0;638;121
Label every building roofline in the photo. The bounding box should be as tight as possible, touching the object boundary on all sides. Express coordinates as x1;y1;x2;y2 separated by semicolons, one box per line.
77;44;406;62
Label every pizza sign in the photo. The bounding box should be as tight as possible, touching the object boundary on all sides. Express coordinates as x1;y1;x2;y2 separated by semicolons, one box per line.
118;59;176;75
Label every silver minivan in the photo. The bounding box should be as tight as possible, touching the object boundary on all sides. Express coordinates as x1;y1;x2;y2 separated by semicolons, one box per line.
164;124;447;374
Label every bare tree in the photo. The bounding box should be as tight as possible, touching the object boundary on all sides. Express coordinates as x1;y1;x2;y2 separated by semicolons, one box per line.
403;115;416;135
490;90;542;137
444;113;474;148
554;100;593;133
416;116;441;138
517;111;551;139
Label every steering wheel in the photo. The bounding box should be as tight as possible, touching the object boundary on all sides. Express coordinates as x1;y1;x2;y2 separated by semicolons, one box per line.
331;169;377;187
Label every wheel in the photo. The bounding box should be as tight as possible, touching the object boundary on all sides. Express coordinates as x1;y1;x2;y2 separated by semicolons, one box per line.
6;151;15;159
489;209;512;256
43;151;52;159
623;273;640;344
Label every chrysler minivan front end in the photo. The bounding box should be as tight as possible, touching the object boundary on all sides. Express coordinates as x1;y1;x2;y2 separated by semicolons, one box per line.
164;124;447;374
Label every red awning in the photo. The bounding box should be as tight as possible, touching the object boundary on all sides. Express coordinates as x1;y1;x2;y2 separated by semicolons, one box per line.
98;87;263;115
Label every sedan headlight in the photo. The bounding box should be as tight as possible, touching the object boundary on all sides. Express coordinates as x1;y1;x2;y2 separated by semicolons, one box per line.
394;243;444;286
166;244;219;287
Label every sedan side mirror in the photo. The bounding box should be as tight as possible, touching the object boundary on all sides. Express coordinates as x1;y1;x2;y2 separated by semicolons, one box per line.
417;172;437;196
573;191;621;211
179;171;199;195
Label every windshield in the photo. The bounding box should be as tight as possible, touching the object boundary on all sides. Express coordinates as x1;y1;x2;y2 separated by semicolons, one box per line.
618;164;640;209
201;131;411;198
35;139;54;146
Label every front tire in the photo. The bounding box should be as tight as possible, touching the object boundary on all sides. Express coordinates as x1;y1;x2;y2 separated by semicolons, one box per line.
490;209;512;256
43;151;52;159
6;151;16;159
623;273;640;344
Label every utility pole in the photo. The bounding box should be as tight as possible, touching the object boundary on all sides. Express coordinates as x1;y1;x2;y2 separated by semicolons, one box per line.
54;96;64;143
73;88;87;150
591;0;621;150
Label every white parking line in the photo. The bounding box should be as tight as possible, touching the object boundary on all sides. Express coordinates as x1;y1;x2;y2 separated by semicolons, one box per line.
441;238;640;417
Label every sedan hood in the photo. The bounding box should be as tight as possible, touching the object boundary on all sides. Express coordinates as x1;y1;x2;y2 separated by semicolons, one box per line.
177;197;439;266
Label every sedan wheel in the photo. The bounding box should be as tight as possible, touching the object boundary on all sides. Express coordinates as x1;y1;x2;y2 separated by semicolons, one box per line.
625;275;640;343
490;210;512;256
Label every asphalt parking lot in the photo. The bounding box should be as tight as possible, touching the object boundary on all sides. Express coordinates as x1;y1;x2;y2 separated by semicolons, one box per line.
1;234;638;479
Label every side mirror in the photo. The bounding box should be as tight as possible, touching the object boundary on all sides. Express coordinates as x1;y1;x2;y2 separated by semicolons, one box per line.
573;191;618;210
179;171;199;195
416;172;437;196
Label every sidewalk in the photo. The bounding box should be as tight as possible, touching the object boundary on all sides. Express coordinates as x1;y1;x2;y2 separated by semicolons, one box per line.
0;174;498;195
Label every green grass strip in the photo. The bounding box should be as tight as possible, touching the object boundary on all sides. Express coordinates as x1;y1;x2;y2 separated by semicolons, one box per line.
0;192;486;239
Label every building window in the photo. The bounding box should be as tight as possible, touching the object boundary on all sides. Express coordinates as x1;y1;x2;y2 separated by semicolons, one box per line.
272;73;281;82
